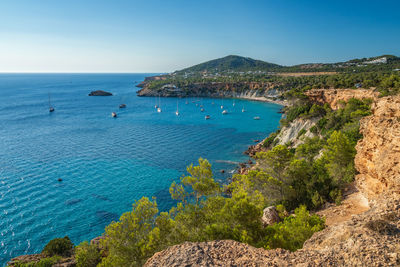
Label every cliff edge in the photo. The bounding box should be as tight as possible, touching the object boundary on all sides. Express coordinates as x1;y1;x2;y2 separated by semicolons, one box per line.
145;92;400;267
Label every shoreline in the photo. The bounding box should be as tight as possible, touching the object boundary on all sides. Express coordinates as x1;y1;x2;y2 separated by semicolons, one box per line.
232;95;287;106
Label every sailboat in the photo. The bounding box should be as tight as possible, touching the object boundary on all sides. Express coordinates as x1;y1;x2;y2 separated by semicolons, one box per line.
48;93;55;112
220;98;224;109
175;99;179;116
154;95;158;109
157;95;162;112
242;105;246;112
233;100;235;107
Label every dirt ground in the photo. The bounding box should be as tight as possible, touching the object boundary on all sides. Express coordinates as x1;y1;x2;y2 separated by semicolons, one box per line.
316;183;370;226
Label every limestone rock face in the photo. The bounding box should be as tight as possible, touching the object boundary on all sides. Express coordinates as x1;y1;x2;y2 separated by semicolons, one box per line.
136;80;283;100
262;206;280;226
276;117;318;147
144;240;292;267
305;89;378;110
355;96;400;200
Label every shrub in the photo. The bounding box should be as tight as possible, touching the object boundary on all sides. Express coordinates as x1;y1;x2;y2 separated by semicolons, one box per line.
264;205;325;251
309;125;318;134
263;132;278;148
13;256;61;267
42;236;73;257
297;128;306;138
307;104;326;118
286;104;311;122
75;241;102;267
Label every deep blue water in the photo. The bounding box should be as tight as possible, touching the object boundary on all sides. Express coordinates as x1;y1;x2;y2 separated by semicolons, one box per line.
0;73;281;265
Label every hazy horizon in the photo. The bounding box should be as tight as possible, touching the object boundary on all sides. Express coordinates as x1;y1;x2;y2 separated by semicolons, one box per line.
1;0;399;73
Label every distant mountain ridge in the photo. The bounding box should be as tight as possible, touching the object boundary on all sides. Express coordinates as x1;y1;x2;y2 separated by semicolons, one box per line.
176;55;282;73
174;54;400;74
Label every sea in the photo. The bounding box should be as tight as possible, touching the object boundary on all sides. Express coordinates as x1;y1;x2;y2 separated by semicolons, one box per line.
0;73;282;265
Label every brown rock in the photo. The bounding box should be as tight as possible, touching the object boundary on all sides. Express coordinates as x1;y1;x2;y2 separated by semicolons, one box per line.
305;88;378;110
355;96;400;200
262;206;281;226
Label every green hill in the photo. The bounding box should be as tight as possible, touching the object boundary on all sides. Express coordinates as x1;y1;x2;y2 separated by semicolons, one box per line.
176;55;282;73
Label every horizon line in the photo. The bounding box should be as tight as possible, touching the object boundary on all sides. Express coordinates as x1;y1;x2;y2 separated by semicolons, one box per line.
0;72;167;74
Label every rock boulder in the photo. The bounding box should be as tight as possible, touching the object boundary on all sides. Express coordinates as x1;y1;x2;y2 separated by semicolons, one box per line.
88;90;112;96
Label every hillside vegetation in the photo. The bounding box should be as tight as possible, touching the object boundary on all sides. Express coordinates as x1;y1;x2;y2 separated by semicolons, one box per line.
138;54;400;98
176;55;282;73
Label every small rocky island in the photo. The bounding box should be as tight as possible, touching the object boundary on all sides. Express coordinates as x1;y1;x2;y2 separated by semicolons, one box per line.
88;90;113;96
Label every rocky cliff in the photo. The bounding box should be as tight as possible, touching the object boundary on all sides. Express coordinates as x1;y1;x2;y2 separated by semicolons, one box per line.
355;95;400;201
136;80;287;104
145;197;399;266
305;88;379;109
145;91;400;267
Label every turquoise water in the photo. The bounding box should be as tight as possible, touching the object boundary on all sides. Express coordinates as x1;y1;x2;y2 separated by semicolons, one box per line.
0;73;281;265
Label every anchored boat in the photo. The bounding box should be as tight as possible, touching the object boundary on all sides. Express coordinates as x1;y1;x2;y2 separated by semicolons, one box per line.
48;93;55;112
175;99;179;116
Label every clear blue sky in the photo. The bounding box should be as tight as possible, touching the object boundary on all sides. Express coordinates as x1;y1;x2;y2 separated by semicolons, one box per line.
0;0;399;72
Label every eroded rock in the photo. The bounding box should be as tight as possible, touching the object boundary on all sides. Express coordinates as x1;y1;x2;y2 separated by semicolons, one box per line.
262;206;280;226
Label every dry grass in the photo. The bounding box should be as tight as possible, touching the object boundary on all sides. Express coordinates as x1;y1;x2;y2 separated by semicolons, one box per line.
276;72;337;77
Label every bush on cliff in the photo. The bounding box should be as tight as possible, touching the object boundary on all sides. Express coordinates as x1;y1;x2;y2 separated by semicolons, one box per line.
264;205;325;251
13;256;62;267
247;98;371;210
98;158;323;266
75;241;101;267
41;236;73;257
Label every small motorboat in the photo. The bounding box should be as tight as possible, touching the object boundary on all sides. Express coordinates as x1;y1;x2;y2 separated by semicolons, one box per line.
253;116;260;120
205;115;210;120
200;108;204;112
154;105;158;109
242;108;245;112
220;105;224;109
48;93;55;112
222;110;228;115
111;112;117;118
157;107;162;113
253;139;260;143
119;104;127;109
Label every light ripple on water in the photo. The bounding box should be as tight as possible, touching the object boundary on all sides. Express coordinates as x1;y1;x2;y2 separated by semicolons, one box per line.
0;74;282;265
